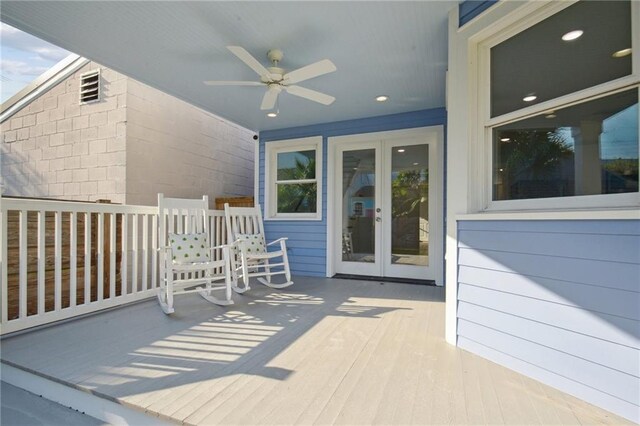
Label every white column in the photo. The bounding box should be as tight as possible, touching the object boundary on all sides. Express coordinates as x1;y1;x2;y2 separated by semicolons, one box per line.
572;121;603;196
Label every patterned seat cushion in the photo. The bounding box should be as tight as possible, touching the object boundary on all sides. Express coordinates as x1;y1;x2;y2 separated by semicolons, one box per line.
169;233;210;264
235;233;266;255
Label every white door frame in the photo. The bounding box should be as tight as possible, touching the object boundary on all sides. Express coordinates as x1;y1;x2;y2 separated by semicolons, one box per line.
327;126;444;285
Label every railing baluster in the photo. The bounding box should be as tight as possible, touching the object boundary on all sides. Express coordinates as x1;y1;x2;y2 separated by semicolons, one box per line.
97;213;104;302
37;211;45;314
151;214;157;290
110;213;116;299
142;214;148;291
18;210;27;318
121;214;128;296
70;212;77;308
84;212;91;304
132;214;138;294
54;211;62;311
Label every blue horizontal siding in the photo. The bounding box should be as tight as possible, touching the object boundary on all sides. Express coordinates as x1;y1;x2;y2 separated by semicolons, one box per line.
459;0;498;27
457;219;640;423
458;266;640;320
259;108;446;277
458;302;639;377
459;247;639;291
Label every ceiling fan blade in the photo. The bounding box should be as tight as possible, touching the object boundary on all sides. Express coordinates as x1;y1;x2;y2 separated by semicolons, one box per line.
227;46;271;78
283;59;336;84
204;81;264;86
285;85;335;105
260;87;280;110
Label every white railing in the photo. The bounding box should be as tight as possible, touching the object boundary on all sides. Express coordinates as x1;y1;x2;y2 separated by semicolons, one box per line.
0;196;226;335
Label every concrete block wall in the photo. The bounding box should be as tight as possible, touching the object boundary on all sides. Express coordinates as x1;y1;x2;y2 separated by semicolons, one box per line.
125;79;254;207
1;60;255;207
1;62;127;203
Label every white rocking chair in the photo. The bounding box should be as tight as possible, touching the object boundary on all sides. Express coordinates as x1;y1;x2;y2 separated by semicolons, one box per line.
157;193;233;314
224;203;293;293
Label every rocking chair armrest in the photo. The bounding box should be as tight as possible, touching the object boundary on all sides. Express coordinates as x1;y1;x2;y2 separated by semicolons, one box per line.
267;237;288;246
208;244;232;252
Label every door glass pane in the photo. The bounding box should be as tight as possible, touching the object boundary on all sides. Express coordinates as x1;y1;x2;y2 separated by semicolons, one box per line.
342;149;375;263
391;144;429;266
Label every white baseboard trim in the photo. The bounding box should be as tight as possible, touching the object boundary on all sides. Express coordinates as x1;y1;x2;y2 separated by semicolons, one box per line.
1;363;174;426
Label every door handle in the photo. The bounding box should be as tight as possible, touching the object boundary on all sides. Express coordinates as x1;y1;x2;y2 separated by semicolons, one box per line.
375;217;382;222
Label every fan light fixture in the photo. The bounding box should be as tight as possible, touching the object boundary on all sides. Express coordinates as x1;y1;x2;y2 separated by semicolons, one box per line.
562;30;583;41
612;48;632;58
523;94;537;102
204;46;337;112
376;95;389;102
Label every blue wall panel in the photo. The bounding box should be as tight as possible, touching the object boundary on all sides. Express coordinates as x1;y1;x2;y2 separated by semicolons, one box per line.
457;219;640;423
258;108;446;277
459;0;498;27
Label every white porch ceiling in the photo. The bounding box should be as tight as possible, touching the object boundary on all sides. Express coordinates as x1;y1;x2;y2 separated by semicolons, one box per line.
0;1;455;132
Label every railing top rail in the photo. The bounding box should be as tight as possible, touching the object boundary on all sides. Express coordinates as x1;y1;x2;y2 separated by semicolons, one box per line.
0;197;226;216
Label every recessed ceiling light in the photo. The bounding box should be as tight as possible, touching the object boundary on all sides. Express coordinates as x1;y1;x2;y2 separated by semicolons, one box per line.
562;30;583;41
523;94;537;102
397;149;405;153
499;168;504;172
267;112;278;118
612;48;632;58
500;137;510;142
375;95;389;102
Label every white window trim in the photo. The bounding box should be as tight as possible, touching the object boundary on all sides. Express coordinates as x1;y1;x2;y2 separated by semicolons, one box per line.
475;0;640;212
264;136;323;221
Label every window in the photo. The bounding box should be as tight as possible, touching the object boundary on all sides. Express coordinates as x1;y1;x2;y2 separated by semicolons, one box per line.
483;0;639;210
79;69;100;104
265;136;322;220
353;202;364;217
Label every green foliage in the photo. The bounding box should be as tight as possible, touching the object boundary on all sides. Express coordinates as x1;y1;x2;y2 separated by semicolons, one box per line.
277;158;317;213
500;130;573;178
603;158;639;178
391;170;428;218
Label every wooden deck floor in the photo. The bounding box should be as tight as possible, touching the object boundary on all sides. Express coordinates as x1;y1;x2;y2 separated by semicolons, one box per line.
0;277;630;425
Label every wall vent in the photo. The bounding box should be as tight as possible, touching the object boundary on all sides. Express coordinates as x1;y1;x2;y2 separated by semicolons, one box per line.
79;69;100;104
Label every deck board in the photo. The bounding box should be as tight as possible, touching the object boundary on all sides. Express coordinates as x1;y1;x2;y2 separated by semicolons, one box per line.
0;277;631;425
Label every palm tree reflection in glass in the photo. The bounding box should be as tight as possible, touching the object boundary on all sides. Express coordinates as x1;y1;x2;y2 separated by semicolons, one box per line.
277;157;317;213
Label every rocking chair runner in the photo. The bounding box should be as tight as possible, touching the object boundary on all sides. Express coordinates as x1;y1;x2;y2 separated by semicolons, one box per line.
224;203;293;293
157;193;233;314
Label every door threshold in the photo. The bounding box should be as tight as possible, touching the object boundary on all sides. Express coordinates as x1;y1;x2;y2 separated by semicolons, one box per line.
332;274;435;286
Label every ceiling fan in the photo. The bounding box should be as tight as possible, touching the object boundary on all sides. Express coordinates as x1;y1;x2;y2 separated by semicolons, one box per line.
204;46;337;111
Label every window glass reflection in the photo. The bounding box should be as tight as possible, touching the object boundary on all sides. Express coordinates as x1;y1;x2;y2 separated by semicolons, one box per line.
493;90;639;201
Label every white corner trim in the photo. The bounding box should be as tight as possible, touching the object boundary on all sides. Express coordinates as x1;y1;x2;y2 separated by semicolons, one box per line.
254;135;260;209
326;136;336;278
1;55;89;123
1;363;171;426
457;209;640;221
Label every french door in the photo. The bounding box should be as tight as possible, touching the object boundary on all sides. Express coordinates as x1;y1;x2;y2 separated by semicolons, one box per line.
331;128;442;282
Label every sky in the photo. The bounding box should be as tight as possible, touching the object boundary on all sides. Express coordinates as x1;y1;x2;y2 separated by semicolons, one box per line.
0;22;70;103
